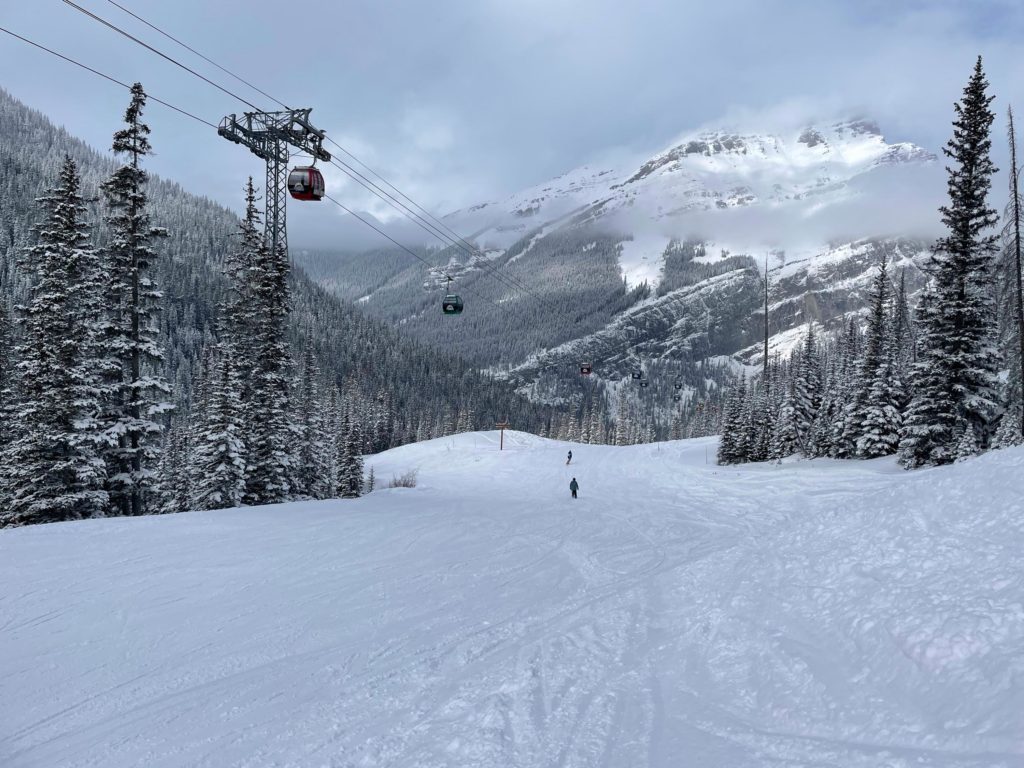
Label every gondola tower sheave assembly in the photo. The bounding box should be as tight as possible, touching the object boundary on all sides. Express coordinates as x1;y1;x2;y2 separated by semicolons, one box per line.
217;108;331;257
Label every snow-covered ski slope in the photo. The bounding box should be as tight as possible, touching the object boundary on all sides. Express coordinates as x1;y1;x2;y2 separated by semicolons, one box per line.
2;432;1023;768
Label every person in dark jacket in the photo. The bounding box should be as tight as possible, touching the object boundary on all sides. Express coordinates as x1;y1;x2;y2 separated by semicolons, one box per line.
569;478;579;498
566;450;573;465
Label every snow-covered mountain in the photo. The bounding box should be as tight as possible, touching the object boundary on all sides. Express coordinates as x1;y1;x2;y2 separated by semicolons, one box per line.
300;117;938;411
3;432;1022;766
443;118;936;262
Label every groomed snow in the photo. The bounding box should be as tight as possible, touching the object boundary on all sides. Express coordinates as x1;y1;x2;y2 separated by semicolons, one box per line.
2;432;1023;767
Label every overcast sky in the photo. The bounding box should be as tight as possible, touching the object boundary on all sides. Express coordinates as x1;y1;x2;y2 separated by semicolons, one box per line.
3;0;1024;249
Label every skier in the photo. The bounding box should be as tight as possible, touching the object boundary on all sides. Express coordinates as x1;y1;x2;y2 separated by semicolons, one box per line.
566;450;573;465
569;478;579;499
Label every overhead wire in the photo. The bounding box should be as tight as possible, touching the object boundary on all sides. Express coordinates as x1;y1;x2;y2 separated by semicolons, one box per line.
85;0;562;312
323;133;537;293
323;195;504;311
101;0;525;281
322;154;540;301
0;22;502;314
103;0;291;111
0;24;216;128
0;21;505;321
61;0;264;111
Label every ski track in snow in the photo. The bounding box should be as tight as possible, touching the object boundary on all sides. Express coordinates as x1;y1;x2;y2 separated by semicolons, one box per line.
2;432;1023;767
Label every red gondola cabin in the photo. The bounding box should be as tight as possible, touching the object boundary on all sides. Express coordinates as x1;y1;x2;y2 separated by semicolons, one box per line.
287;166;325;201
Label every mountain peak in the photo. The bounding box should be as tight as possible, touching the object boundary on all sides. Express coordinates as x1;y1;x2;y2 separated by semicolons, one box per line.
442;115;935;249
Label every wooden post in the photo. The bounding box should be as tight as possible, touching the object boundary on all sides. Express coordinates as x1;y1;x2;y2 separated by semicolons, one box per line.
495;420;510;450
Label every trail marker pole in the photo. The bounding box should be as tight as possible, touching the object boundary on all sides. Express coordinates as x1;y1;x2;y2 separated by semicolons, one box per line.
496;420;510;450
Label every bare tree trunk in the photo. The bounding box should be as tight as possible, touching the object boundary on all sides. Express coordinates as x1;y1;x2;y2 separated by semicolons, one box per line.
763;254;769;384
1010;107;1024;436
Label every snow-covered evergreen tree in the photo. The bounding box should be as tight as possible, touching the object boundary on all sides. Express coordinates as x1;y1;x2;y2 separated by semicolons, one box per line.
324;385;341;498
293;332;328;500
224;178;262;461
900;58;1002;467
717;376;747;464
892;268;915;381
97;83;171;516
2;156;107;526
191;347;247;510
746;381;773;462
336;405;364;499
771;387;799;459
456;403;473;434
614;388;631;447
246;234;293;502
954;421;979;461
157;425;193;514
587;402;603;444
792;326;822;452
992;406;1023;448
0;301;16;511
857;254;903;458
899;288;958;467
831;319;863;458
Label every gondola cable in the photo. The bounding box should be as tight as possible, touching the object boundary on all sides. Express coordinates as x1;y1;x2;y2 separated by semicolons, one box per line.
61;0;264;112
83;0;566;314
0;24;216;129
323;195;504;311
103;0;291;111
0;24;501;315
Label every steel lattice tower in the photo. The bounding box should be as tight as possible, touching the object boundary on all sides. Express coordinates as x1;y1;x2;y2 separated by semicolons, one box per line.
217;109;331;257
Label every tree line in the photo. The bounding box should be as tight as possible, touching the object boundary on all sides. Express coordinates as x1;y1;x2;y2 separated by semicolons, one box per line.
718;58;1024;468
0;84;560;527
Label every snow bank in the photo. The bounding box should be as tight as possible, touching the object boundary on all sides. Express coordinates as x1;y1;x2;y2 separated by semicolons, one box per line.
1;432;1022;767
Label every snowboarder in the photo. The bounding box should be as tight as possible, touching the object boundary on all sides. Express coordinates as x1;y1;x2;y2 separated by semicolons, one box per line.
566;450;573;465
569;478;579;499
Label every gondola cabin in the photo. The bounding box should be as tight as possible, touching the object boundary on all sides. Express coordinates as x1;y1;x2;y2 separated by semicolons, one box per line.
639;380;650;388
674;382;683;391
580;363;593;375
287;166;325;201
673;394;682;401
631;371;643;380
442;294;464;315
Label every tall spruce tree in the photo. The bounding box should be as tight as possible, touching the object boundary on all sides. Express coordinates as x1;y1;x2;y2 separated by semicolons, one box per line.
857;253;903;457
98;83;171;515
246;235;293;503
336;404;364;499
191;347;247;510
225;178;261;446
900;57;1002;467
792;325;822;452
2;157;107;526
